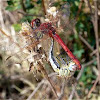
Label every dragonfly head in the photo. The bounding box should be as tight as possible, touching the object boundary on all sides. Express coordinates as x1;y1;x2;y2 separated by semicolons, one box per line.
31;18;41;28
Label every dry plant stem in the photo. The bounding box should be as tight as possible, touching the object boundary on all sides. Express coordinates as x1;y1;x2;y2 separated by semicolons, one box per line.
69;83;77;100
6;11;16;24
94;0;100;73
86;74;100;98
87;0;94;23
20;0;26;12
17;11;43;17
58;79;66;100
87;0;93;16
69;1;96;99
0;28;11;39
90;49;97;56
87;0;100;72
42;0;47;15
27;73;57;100
75;0;94;52
76;0;84;20
79;35;94;51
0;28;21;48
74;91;80;100
20;78;35;89
37;61;58;99
77;58;96;80
86;1;100;97
27;80;44;100
75;1;94;52
68;58;96;100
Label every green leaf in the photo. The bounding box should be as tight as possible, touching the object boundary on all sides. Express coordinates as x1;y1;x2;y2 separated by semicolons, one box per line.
93;60;97;65
13;24;21;32
75;1;79;6
79;23;84;28
5;6;16;11
7;1;14;5
20;16;33;22
74;49;84;58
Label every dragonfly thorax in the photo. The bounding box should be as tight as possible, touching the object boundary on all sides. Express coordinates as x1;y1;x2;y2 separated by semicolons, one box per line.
40;22;56;34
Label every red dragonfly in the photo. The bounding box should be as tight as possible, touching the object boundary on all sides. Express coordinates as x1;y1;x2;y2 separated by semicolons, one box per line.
30;4;81;70
3;3;81;73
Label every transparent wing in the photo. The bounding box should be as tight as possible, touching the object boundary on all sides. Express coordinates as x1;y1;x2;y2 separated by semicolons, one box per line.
46;2;76;34
58;3;76;32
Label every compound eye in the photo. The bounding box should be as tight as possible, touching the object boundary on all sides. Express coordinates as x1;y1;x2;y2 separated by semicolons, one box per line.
35;18;41;27
36;18;40;22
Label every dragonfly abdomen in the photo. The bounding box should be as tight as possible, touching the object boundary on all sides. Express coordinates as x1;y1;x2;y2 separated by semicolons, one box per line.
49;39;60;72
49;38;72;77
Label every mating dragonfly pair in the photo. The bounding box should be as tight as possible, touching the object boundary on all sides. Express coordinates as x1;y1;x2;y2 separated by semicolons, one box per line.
7;3;81;77
19;17;81;77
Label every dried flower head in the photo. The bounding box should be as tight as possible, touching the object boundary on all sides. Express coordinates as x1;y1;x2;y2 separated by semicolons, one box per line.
20;22;32;36
47;7;58;17
45;18;50;22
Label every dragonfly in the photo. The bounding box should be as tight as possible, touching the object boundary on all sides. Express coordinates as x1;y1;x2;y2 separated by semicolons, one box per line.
3;3;81;77
18;19;80;77
30;18;81;71
28;3;81;76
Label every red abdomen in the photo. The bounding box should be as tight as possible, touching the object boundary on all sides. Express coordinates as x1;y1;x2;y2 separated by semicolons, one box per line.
53;34;81;70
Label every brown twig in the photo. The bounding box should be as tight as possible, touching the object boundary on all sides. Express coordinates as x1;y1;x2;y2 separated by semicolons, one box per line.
86;74;100;98
27;80;44;100
58;79;66;100
11;72;57;100
69;1;98;99
0;28;21;48
87;0;100;72
94;0;100;73
18;11;35;16
42;0;47;15
90;49;97;56
76;0;84;20
20;0;26;12
0;28;11;39
87;0;94;22
79;34;94;52
77;58;96;80
69;83;77;100
75;91;80;100
75;0;95;52
17;11;43;17
68;58;96;100
37;61;58;99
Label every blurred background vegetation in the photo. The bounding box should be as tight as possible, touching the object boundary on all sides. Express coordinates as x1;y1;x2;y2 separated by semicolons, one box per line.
0;0;100;100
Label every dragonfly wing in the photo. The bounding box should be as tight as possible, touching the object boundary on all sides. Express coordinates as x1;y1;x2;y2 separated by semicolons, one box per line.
46;2;76;35
58;3;76;34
